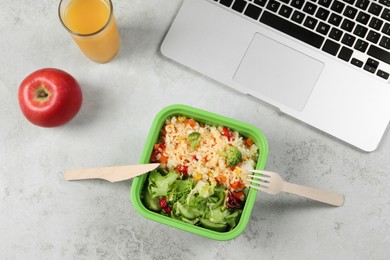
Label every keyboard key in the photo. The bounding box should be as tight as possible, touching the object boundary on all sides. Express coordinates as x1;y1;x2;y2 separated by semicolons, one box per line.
377;70;389;79
279;5;293;18
244;3;262;19
316;7;330;20
364;58;379;73
354;39;369;52
381;8;390;21
367;45;390;65
367;30;381;43
220;0;234;7
344;0;355;5
232;0;248;13
291;10;306;23
368;3;383;16
351;57;364;67
303;2;317;15
266;0;281;12
341;18;356;32
379;0;390;7
260;11;325;48
254;0;267;7
342;33;356;46
329;27;344;40
369;17;384;30
329;13;343;26
304;16;319;29
356;0;370;10
356;11;370;25
353;24;368;37
318;0;332;8
364;64;376;73
382;23;390;35
331;1;345;13
322;39;341;55
344;6;358;19
379;35;390;49
338;46;353;61
291;0;305;9
316;22;330;35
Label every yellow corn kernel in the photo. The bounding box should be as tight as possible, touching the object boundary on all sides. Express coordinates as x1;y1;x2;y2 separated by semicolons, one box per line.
208;172;213;178
178;116;186;123
234;168;241;175
194;172;203;181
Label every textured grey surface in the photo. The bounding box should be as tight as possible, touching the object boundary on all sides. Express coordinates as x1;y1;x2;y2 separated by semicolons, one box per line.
1;0;390;259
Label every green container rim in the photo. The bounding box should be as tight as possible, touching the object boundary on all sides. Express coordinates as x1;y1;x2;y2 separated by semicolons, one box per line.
130;104;268;240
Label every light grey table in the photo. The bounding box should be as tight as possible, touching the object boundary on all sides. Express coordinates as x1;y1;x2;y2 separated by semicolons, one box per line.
1;1;389;259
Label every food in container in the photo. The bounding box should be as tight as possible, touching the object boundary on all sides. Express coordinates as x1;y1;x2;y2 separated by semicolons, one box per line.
131;104;268;240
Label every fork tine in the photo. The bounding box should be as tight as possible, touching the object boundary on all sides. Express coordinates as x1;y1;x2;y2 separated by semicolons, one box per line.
247;174;270;180
248;184;269;193
248;179;270;187
248;170;272;178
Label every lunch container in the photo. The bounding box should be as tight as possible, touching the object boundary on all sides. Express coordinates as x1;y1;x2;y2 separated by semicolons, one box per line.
130;104;268;240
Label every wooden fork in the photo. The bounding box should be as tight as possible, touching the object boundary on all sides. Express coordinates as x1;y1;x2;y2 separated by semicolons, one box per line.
248;170;344;206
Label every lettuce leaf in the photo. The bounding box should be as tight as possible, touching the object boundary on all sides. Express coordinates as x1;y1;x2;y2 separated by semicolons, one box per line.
168;177;194;204
209;207;230;224
148;169;179;198
143;167;243;231
225;210;241;228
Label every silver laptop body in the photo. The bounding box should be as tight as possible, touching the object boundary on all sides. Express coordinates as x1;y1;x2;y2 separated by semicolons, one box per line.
161;0;390;151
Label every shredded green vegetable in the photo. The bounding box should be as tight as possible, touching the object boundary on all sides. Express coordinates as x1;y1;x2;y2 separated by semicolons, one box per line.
142;168;242;231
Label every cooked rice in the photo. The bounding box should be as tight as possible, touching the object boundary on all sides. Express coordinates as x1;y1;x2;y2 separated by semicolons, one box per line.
158;116;259;190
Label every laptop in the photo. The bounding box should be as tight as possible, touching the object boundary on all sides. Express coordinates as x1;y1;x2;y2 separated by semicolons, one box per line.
160;0;390;152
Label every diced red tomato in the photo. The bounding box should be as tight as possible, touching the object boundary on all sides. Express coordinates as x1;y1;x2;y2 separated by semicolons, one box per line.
181;165;188;175
154;143;165;152
163;206;171;214
222;127;234;141
159;196;171;214
150;150;160;162
233;191;245;201
151;143;167;163
159;196;168;208
175;165;189;175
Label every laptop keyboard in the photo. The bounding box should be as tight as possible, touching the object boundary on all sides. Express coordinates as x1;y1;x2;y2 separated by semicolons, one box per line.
213;0;390;80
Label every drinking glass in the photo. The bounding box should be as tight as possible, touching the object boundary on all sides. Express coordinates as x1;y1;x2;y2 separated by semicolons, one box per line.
58;0;121;63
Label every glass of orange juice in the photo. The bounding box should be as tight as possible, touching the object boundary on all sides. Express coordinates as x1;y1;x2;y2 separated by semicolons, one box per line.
58;0;121;63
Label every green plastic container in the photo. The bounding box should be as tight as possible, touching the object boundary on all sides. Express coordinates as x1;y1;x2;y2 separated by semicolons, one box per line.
130;104;268;240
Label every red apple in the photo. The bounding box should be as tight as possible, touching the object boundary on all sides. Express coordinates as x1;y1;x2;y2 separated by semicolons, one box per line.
18;68;82;127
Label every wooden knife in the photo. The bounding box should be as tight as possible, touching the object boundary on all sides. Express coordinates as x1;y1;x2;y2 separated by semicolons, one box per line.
64;163;160;183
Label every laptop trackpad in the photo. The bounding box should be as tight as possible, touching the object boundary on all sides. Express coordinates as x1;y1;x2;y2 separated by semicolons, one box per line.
234;33;324;111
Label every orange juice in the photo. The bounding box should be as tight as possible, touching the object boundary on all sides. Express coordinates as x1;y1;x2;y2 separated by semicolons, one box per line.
60;0;120;63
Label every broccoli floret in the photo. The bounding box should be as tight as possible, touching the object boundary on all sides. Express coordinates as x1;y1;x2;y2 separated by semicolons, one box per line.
224;146;242;167
188;132;201;150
